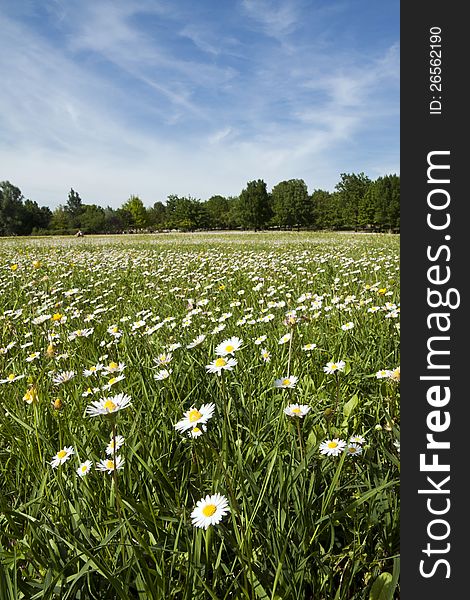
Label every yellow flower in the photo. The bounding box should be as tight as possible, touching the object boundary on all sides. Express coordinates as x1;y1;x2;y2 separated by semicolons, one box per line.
23;387;39;404
52;397;63;410
10;264;18;271
32;260;41;269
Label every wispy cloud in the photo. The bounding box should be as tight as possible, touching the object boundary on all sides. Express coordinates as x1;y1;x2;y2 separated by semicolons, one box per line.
0;0;399;207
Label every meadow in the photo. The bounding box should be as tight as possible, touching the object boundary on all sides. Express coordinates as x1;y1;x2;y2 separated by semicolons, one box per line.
0;232;400;600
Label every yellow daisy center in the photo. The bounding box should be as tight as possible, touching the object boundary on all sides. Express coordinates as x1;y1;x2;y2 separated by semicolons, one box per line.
331;364;338;370
112;327;118;333
106;460;114;469
327;441;338;449
348;447;357;453
57;450;67;459
104;399;117;412
225;345;234;352
193;427;201;433
108;377;117;385
292;407;302;414
282;378;290;386
215;358;226;368
8;374;15;381
81;465;88;472
189;409;202;423
202;504;217;517
109;362;118;370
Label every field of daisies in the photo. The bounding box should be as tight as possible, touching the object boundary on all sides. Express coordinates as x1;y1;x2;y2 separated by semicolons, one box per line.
0;232;400;600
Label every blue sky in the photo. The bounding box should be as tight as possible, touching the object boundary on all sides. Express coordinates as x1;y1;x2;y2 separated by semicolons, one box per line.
0;0;399;209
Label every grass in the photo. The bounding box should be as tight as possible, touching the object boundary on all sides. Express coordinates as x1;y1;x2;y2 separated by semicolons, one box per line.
0;232;400;599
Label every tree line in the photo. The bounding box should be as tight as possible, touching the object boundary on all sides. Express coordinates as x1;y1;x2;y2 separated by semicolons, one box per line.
0;173;399;236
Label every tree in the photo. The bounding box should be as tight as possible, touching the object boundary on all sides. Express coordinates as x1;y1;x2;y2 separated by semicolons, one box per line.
357;174;400;231
335;173;371;230
311;190;343;230
237;179;271;230
65;189;84;228
165;195;206;231
50;206;72;232
121;195;148;229
0;181;26;236
203;195;232;229
147;201;167;229
103;207;125;233
23;200;52;234
271;179;311;229
80;204;106;233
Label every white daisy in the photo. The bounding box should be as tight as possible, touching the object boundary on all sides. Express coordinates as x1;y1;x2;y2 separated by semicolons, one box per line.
253;335;267;345
167;343;182;352
154;368;172;380
191;493;229;529
154;353;173;366
175;403;215;432
284;404;311;418
101;374;126;391
188;425;206;438
0;373;25;384
376;369;391;379
52;370;75;385
85;393;132;417
278;333;292;345
302;343;317;351
319;438;347;456
341;322;354;331
346;443;363;457
106;435;125;455
186;334;206;349
323;361;346;374
76;460;93;477
83;364;104;377
96;456;125;474
274;375;298;389
51;446;75;468
215;337;243;356
205;356;237;376
349;434;366;444
104;361;126;374
260;348;271;362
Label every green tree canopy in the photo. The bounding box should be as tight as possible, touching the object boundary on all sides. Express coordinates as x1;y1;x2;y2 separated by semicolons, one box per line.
121;195;148;229
0;181;25;235
271;179;311;229
65;189;84;228
335;173;371;230
237;179;271;230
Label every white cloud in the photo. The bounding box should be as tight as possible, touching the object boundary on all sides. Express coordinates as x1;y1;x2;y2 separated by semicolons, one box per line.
0;2;399;208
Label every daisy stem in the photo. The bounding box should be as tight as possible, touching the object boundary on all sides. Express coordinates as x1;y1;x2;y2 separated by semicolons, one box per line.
287;327;294;378
33;402;42;464
296;419;304;460
111;421;125;562
334;372;341;414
